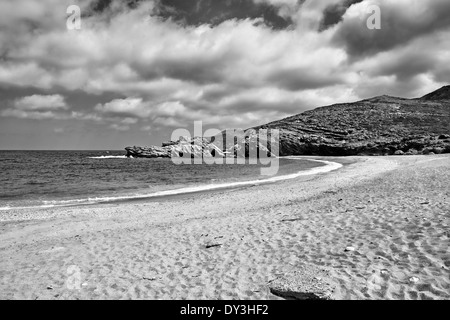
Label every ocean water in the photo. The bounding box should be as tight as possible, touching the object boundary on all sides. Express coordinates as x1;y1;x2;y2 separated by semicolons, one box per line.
0;150;333;210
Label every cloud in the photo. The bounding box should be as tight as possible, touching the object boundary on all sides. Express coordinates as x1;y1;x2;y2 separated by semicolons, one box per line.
0;108;60;120
319;0;364;31
121;117;138;125
154;0;295;29
109;123;131;131
332;0;450;58
95;98;150;118
14;94;68;111
0;93;69;120
94;97;189;126
141;125;152;131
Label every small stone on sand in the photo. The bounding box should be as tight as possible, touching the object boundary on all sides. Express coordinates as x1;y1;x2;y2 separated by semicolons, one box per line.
409;277;419;283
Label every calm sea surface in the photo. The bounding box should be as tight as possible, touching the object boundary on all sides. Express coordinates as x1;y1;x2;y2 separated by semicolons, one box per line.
0;150;324;209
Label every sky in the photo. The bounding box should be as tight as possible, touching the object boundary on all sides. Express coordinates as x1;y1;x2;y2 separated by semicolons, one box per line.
0;0;449;150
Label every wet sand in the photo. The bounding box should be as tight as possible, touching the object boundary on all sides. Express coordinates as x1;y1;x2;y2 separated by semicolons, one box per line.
0;155;449;300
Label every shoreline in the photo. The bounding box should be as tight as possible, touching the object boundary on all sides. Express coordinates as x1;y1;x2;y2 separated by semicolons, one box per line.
0;154;449;300
0;156;347;218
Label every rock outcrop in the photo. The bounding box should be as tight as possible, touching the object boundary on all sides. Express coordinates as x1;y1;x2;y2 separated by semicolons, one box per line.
218;128;276;158
126;136;225;159
126;86;450;158
126;130;277;159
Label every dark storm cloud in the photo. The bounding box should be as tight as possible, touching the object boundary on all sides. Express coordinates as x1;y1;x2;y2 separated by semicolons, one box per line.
88;0;141;13
370;51;437;81
332;0;450;58
352;76;429;100
266;68;343;91
155;0;294;29
130;53;237;85
87;0;294;29
433;68;450;85
319;0;364;31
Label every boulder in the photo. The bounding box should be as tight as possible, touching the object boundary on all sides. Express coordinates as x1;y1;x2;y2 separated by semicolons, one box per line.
422;148;431;155
268;265;336;300
405;149;419;155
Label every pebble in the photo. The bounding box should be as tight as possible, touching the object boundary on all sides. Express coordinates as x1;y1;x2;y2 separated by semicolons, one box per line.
409;277;419;283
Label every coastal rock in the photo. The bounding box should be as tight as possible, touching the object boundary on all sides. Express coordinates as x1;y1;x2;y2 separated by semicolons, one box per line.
126;137;225;159
129;146;171;158
269;265;336;300
221;128;276;158
405;149;419;156
126;130;277;159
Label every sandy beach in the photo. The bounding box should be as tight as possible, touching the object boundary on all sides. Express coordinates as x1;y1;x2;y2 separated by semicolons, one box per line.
0;155;449;300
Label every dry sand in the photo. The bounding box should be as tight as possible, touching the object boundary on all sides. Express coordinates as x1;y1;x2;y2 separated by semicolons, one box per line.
0;155;449;300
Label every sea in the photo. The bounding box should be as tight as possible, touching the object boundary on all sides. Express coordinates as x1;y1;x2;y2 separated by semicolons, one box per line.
0;150;341;210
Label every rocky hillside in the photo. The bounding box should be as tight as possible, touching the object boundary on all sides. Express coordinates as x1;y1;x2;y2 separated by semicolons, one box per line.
421;85;450;101
126;86;450;158
253;86;450;156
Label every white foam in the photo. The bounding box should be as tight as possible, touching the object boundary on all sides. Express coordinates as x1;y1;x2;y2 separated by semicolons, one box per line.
2;158;342;210
0;204;55;211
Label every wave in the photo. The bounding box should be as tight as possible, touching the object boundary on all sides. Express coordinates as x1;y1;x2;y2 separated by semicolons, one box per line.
1;158;342;211
88;155;128;159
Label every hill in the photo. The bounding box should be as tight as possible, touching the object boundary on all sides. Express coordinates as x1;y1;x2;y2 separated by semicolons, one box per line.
253;86;450;156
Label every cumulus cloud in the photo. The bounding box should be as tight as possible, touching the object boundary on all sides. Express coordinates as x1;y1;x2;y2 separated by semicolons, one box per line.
14;94;68;111
94;97;193;127
95;98;150;118
1;94;68;120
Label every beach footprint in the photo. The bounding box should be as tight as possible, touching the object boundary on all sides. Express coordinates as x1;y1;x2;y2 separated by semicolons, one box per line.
365;267;391;298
